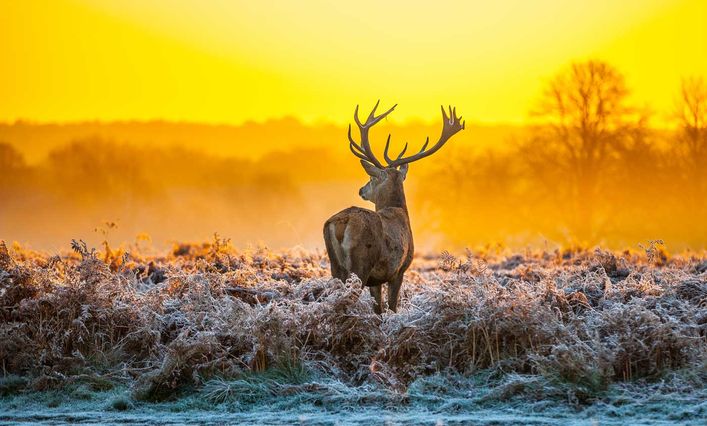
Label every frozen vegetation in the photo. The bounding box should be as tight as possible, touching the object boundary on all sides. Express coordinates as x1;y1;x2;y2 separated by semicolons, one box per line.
0;239;705;424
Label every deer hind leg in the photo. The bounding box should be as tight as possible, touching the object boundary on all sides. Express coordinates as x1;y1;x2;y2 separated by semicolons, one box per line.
387;273;404;313
324;221;348;281
349;261;382;314
341;223;373;286
368;285;383;314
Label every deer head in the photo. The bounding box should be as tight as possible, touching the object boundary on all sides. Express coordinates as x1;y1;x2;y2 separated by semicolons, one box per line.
358;161;408;205
347;101;465;209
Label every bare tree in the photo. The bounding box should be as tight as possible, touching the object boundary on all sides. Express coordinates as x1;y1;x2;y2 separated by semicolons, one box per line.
0;143;24;170
0;143;26;189
675;76;707;214
524;60;643;241
676;77;707;174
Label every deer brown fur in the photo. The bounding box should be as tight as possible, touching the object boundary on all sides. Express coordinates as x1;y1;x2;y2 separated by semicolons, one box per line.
324;101;465;313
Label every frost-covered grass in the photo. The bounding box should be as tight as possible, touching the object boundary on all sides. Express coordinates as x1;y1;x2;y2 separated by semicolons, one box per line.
1;372;705;424
0;239;705;424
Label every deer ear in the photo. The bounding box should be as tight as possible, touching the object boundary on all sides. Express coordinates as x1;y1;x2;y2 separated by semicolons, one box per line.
360;160;383;178
398;163;409;180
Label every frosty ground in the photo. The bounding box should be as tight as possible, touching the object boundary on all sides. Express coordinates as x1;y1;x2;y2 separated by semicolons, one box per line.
0;240;705;424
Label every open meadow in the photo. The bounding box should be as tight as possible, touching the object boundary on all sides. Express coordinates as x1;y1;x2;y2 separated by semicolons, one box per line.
1;239;705;424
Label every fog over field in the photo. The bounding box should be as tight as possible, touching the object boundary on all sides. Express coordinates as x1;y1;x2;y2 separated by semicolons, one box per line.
1;111;704;253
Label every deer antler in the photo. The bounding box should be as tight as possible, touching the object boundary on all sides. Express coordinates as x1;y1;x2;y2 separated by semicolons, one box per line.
347;100;396;169
384;105;465;168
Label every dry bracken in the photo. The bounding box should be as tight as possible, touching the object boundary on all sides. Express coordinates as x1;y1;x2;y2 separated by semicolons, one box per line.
0;241;704;403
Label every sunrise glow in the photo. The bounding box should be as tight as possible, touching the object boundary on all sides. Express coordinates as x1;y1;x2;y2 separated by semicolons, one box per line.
2;0;705;125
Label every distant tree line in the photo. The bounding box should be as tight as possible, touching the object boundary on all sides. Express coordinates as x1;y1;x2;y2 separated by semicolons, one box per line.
1;60;705;249
418;60;706;249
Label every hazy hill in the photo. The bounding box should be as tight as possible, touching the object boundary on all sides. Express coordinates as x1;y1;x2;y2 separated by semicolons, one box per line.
1;120;702;251
0;120;525;164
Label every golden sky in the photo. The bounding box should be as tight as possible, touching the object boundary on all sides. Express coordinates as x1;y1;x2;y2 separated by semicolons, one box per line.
1;0;705;125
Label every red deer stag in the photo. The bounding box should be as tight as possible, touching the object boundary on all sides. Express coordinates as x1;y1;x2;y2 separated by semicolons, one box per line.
324;101;465;313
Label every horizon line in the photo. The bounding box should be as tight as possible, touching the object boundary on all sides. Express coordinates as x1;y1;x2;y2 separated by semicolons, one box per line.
0;117;679;130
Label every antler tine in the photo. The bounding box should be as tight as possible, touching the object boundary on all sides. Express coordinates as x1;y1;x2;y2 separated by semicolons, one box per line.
418;137;429;153
347;101;398;169
384;136;410;165
354;100;397;129
367;99;380;122
397;142;408;160
385;105;465;168
353;105;362;127
347;124;362;149
349;141;370;161
383;134;393;164
383;135;410;164
367;103;396;128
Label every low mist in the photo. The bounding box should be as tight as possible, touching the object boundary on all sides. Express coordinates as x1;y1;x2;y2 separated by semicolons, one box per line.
1;62;705;252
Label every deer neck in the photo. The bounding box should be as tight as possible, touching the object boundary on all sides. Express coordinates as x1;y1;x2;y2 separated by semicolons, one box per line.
375;183;408;214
